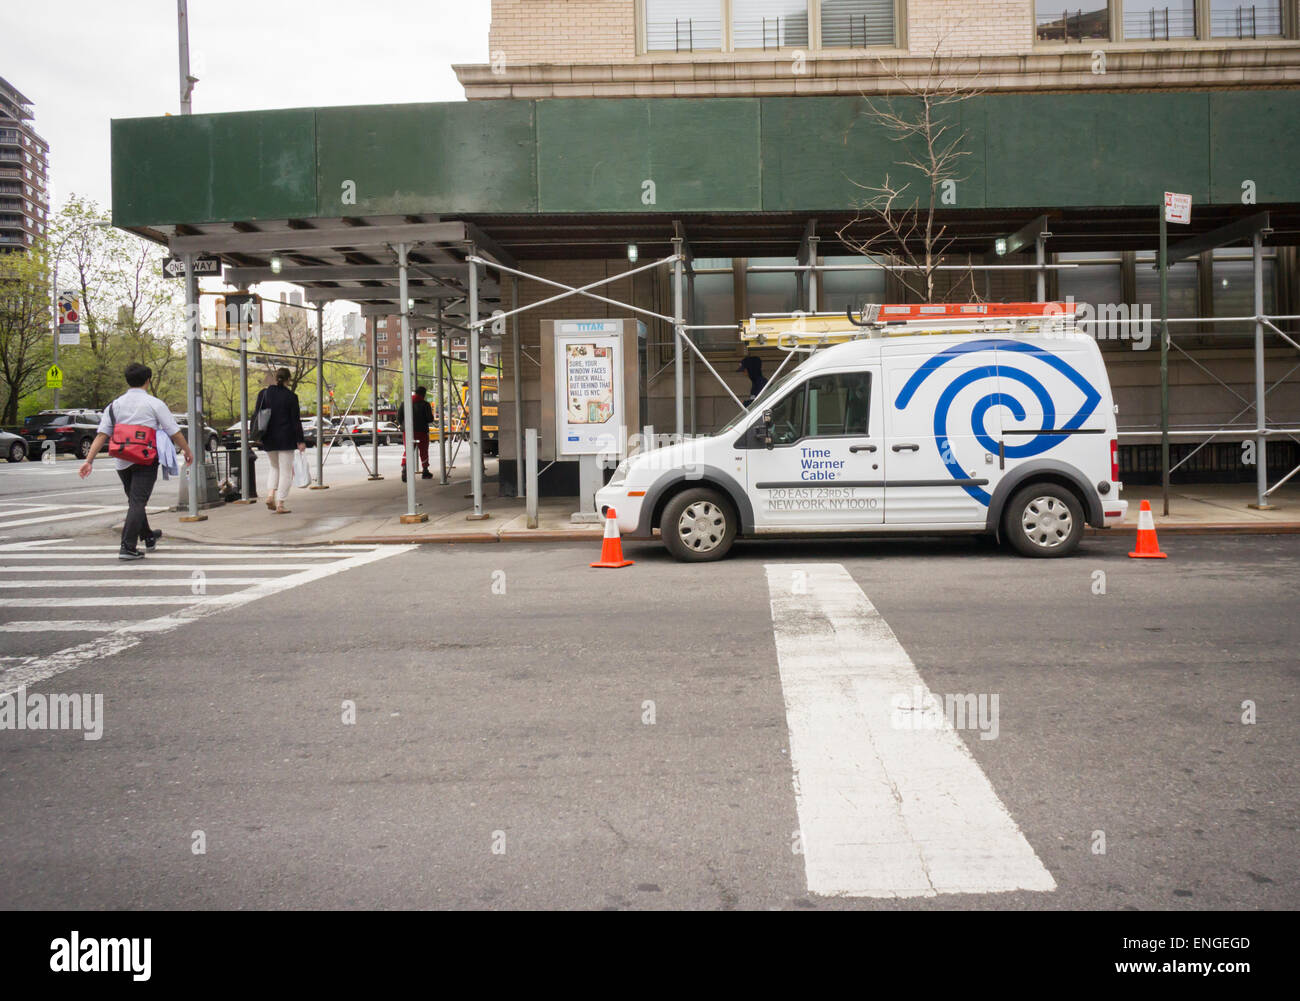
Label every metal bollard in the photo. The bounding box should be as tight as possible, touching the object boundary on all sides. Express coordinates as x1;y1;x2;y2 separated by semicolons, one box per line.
525;428;538;530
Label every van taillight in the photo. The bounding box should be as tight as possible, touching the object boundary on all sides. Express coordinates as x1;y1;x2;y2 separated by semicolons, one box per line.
1110;439;1119;482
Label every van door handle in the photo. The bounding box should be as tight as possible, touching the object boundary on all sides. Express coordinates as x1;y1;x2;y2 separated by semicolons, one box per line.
892;443;920;452
849;444;877;453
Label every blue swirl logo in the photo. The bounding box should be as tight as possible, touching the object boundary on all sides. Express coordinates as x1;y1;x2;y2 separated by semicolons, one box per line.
893;339;1102;505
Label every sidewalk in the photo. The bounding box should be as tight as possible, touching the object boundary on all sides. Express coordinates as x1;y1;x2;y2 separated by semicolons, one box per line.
161;466;1299;547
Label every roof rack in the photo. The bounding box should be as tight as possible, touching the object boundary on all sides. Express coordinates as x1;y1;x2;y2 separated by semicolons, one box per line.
741;302;1079;351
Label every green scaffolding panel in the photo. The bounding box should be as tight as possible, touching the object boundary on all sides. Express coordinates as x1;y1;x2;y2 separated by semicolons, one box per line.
984;93;1211;208
537;99;762;212
760;95;988;212
1209;91;1300;206
315;102;538;216
111;109;318;228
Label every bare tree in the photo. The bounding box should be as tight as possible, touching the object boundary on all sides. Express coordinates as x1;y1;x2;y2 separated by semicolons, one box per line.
836;34;983;305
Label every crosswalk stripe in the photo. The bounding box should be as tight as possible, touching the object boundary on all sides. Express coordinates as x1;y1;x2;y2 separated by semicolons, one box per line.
765;563;1055;899
0;506;167;529
0;551;357;560
4;620;200;632
0;578;272;588
0;564;332;573
0;544;416;696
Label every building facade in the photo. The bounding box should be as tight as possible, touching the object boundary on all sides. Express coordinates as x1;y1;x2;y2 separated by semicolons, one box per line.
0;76;49;253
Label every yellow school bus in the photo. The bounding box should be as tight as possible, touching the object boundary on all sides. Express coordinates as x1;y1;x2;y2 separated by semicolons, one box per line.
452;375;499;455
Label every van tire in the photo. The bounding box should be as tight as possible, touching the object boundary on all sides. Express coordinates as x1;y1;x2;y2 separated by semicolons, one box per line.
1004;483;1084;558
661;488;737;562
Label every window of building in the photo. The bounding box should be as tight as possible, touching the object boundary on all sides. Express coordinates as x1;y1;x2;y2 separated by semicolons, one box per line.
1057;251;1124;339
691;258;737;346
1210;0;1284;36
1135;251;1199;319
377;331;387;341
1124;0;1197;39
1035;2;1112;41
821;0;897;47
1211;248;1277;334
819;255;887;312
645;0;723;51
732;0;810;48
746;257;801;314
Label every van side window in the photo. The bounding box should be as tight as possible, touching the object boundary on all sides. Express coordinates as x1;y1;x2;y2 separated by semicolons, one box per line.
806;372;871;437
768;382;807;445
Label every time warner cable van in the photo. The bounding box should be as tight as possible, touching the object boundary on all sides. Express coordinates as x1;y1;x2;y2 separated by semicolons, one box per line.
595;302;1128;562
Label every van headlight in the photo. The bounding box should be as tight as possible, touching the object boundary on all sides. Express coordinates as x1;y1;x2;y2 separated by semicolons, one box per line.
609;459;632;487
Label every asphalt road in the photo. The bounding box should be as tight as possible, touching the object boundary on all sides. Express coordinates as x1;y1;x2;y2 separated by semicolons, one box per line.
0;532;1296;910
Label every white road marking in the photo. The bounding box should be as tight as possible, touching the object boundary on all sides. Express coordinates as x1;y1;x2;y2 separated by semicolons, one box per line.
0;544;416;696
0;550;359;560
0;506;165;529
0;563;331;573
3;620;192;633
0;578;271;588
765;563;1056;898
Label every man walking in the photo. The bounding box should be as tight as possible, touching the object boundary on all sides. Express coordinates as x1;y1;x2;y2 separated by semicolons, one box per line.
78;363;194;560
396;385;435;482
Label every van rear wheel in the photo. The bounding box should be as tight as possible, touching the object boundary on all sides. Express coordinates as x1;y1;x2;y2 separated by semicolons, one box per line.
662;488;737;562
1004;483;1084;558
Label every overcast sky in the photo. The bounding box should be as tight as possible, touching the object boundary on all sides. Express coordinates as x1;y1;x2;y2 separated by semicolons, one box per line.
1;0;492;211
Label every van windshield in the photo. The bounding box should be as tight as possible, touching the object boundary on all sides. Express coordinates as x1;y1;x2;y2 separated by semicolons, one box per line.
716;363;806;435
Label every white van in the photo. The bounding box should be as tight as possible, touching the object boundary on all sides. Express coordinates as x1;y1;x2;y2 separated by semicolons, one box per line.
596;315;1128;561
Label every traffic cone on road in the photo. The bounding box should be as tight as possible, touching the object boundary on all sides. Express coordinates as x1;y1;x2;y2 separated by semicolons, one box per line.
591;507;634;569
1128;500;1168;559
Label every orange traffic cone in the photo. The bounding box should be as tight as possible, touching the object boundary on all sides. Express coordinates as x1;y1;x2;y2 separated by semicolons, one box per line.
591;507;634;569
1128;500;1168;559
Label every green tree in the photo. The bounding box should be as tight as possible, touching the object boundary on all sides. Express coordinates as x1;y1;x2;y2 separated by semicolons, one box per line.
0;245;52;424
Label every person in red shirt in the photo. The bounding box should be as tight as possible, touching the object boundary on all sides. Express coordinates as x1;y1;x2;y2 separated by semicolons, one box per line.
396;386;434;482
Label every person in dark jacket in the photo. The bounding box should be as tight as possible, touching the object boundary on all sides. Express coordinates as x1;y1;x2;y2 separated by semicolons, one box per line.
255;368;306;513
396;386;435;482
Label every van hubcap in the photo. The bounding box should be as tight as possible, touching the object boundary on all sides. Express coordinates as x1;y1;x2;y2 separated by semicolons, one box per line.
1021;496;1072;548
678;501;726;552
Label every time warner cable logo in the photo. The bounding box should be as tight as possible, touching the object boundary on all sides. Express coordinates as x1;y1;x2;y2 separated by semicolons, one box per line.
50;932;151;981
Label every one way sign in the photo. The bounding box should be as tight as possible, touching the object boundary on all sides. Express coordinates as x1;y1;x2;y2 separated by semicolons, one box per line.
162;255;222;279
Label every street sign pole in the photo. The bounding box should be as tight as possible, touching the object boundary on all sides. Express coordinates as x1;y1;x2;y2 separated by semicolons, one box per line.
50;257;60;409
1159;205;1170;518
181;252;207;522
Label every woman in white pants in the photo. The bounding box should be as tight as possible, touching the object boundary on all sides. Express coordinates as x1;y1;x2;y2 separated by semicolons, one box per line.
255;368;306;514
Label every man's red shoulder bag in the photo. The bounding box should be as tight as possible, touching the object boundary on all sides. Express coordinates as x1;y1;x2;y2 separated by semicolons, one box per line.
106;403;158;465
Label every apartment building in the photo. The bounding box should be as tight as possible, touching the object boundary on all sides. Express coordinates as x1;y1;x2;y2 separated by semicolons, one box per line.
0;76;49;253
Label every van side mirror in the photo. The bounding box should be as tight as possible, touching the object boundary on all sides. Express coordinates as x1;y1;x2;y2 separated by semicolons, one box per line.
762;409;773;426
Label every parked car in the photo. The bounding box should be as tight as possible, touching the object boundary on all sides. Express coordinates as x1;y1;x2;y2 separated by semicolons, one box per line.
351;421;403;445
20;413;102;460
300;416;336;446
1;428;28;462
172;415;221;454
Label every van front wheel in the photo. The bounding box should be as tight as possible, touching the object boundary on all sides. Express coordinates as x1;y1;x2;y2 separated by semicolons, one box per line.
1004;483;1084;558
662;488;737;562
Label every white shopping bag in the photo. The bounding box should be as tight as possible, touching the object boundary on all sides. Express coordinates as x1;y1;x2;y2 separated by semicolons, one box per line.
293;450;311;488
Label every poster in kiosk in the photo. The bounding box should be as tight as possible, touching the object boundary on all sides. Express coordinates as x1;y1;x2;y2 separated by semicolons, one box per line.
553;321;629;521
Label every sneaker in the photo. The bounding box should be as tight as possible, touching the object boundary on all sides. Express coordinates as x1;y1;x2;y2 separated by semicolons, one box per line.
118;548;144;561
144;529;163;551
421;470;433;479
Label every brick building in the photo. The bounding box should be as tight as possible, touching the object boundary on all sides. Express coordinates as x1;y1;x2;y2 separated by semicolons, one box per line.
108;1;1300;501
0;76;49;253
